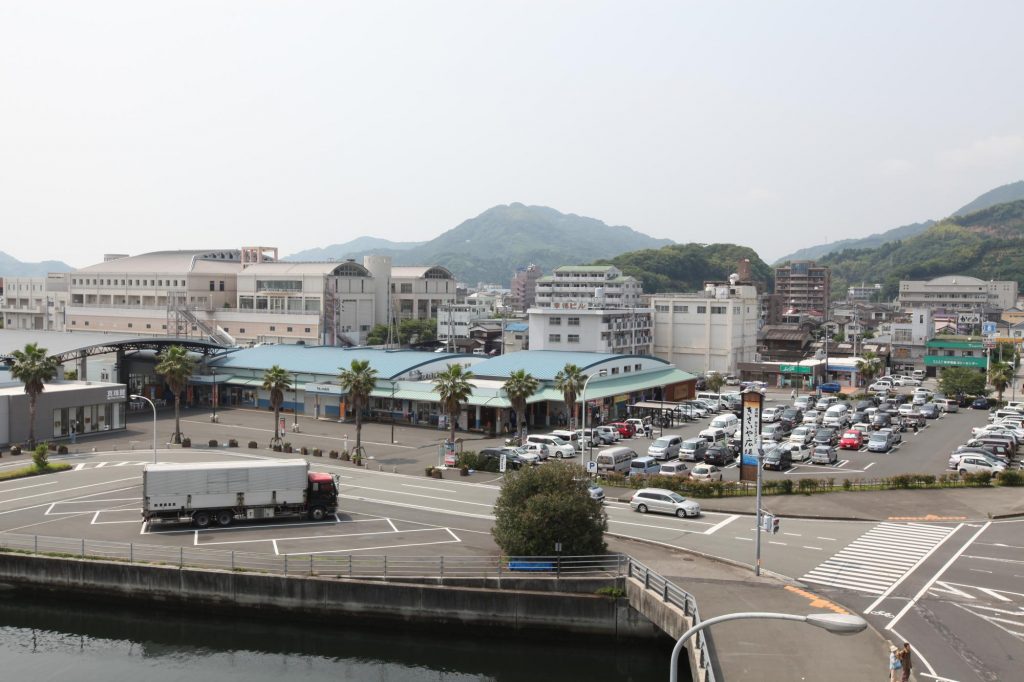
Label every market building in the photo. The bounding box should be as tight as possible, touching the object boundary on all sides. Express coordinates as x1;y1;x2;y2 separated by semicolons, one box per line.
0;380;127;447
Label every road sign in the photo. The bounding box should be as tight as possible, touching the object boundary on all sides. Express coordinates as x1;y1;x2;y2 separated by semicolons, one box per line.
499;454;507;473
983;321;997;335
585;460;597;474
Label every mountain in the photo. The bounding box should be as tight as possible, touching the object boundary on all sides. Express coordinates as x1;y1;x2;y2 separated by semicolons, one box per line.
287;204;673;284
0;251;73;277
285;236;423;261
820;198;1024;301
600;243;773;293
775;180;1024;264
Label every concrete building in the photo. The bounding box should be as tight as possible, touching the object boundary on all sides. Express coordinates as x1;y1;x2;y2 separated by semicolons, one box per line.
510;264;543;311
898;275;1018;313
650;279;759;375
889;308;934;373
0;379;127;446
0;273;69;331
774;260;831;315
534;265;644;308
847;283;883;303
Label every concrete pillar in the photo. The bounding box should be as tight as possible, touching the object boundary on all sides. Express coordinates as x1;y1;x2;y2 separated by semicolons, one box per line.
78;352;88;381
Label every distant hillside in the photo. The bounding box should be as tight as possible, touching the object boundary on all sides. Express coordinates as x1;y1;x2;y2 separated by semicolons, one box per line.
0;251;73;277
775;180;1024;264
286;204;673;284
600;243;773;293
821;198;1024;301
285;236;423;262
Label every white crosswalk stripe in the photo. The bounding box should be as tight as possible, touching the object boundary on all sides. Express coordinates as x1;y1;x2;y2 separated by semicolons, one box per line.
800;522;956;595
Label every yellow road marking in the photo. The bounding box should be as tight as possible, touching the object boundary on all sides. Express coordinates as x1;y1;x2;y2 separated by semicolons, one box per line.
785;585;850;614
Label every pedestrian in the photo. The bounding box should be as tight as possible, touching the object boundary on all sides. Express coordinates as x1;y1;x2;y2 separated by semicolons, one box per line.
790;388;796;400
901;643;913;682
888;644;903;682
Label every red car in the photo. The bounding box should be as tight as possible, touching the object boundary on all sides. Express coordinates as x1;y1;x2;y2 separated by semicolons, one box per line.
608;422;636;438
839;430;864;450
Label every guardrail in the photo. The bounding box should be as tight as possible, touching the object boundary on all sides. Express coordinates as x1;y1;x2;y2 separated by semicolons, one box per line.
0;532;712;681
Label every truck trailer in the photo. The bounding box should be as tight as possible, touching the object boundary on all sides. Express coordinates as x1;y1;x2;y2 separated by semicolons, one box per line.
142;459;338;527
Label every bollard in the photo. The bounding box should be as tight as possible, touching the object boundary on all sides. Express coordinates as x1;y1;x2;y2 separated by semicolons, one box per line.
284;555;288;575
34;535;38;554
180;546;183;567
129;543;133;563
348;554;353;578
81;538;85;557
231;550;235;571
310;555;314;576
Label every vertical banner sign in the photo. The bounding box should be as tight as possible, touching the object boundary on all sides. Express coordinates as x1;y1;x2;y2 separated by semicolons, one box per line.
740;390;763;482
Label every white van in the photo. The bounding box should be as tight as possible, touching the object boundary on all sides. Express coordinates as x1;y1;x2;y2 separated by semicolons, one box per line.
648;434;683;460
525;434;576;459
659;460;690;477
550;429;583;450
697;392;730;409
710;413;739;436
628;456;661;477
912;369;926;380
595;446;636;474
822;404;850;428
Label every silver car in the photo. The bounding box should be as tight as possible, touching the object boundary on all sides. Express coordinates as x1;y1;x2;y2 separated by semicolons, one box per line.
630;488;702;518
647;435;683;460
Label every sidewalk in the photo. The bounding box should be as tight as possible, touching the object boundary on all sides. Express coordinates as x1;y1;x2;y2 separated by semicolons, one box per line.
610;536;895;682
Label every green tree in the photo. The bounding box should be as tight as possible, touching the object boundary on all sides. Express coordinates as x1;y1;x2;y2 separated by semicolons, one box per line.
32;444;49;471
705;373;726;395
9;343;58;448
503;369;539;437
399;318;437;344
938;367;987;399
553;364;585;432
854;351;883;385
366;324;390;346
63;368;78;380
988;361;1014;403
261;365;291;447
338;359;379;455
154;345;196;444
433;363;475;445
492;462;607;556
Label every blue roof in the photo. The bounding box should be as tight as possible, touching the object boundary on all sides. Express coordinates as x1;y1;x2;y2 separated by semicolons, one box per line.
210;345;462;379
469;350;669;381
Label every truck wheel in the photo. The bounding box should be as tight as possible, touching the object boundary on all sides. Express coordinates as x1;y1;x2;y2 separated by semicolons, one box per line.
309;506;327;521
193;511;211;528
216;510;233;527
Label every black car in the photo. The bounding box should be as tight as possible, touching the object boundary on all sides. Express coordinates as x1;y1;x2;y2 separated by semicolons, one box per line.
704;445;735;466
851;410;869;424
762;447;792;471
479;447;524;470
780;408;804;428
855;400;875;411
971;397;992;409
813;428;838;446
871;413;892;430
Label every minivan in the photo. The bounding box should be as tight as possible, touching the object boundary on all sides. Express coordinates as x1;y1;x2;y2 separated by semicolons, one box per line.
648;434;683;460
659;460;690;477
680;438;709;461
628;456;662;477
822;404;850;428
595;446;636;473
912;369;926;380
550;429;582;450
710;413;739;436
525;434;576;459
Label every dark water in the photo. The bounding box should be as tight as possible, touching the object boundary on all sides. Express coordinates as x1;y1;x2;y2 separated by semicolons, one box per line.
0;590;668;681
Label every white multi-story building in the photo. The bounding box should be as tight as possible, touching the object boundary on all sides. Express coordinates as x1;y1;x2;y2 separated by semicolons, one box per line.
889;307;934;372
898;276;1018;312
534;265;643;308
650;279;759;375
0;273;69;331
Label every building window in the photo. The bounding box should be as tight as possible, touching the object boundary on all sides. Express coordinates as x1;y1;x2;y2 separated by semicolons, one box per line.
71;320;76;326
623;365;631;372
145;323;151;329
84;321;89;326
610;367;619;375
209;281;215;291
127;323;133;328
219;281;225;291
655;304;669;312
239;328;245;333
711;306;726;314
733;306;740;314
673;305;688;313
286;327;293;332
550;317;561;325
635;363;641;371
161;324;166;330
548;333;561;343
697;306;707;314
270;326;276;331
305;327;311;333
400;283;413;294
568;334;580;343
567;316;580;326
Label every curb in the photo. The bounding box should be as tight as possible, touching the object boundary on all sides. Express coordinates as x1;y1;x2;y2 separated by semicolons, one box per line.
698;508;878;522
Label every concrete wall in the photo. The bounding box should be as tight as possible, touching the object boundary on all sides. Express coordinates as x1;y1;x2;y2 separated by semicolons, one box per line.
0;553;665;642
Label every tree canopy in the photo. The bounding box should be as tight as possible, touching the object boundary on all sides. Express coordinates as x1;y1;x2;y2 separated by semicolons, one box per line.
937;367;988;398
10;343;58;447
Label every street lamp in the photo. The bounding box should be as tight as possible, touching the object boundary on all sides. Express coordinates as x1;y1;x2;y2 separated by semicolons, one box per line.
130;394;158;464
669;611;867;682
293;373;300;433
581;368;608;462
211;366;217;423
390;379;397;444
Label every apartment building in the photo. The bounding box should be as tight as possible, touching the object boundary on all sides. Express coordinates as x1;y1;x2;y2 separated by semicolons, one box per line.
650;279;760;375
0;273;69;331
774;260;831;314
898;275;1018;313
534;265;644;307
510;264;542;311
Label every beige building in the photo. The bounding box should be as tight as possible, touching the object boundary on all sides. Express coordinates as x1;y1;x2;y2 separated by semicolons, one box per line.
0;273;69;331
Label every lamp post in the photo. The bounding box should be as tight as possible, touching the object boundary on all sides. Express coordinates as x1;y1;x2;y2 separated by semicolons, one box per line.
211;367;217;423
131;394;157;464
293;373;299;433
390;379;397;444
581;369;608;462
669;611;867;682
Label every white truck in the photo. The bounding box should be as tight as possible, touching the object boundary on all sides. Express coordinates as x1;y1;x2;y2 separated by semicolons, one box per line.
142;460;338;528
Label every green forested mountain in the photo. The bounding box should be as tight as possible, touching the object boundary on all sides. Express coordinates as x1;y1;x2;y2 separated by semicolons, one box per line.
821;199;1024;301
598;243;773;293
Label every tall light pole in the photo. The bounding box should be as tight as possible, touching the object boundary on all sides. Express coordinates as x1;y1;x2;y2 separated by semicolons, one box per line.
131;394;157;464
581;368;608;462
669;611;867;682
292;372;300;433
390;379;397;444
211;366;217;423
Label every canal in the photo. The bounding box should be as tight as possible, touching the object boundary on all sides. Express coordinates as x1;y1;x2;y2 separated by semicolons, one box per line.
0;590;670;681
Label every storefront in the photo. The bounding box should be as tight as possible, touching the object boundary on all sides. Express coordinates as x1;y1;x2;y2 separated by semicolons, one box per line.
0;380;128;446
923;337;987;377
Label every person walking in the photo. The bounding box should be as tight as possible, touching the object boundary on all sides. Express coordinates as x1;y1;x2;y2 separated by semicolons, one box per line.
901;643;913;682
888;644;903;682
790;388;797;400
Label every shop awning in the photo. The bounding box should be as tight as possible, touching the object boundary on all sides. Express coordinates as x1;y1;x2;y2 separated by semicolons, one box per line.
225;377;265;387
189;375;235;384
581;368;694;402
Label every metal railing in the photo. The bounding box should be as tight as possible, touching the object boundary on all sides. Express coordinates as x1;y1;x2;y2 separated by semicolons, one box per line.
0;532;712;681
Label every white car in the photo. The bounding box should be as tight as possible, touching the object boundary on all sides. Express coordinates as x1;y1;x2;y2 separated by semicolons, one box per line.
868;382;891;393
779;441;813;462
761;407;784;423
521;442;551;461
789;426;816;445
972;424;1024;442
893;377;922;387
951;454;1005;476
690;464;724;482
898;403;915;416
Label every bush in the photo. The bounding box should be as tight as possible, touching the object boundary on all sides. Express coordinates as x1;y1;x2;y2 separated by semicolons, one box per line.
842;478;853;490
313;448;323;457
595;586;626;599
57;445;68;455
181;438;191;448
208;439;219;447
477;457;501;473
460;466;469;476
47;442;57;451
228;439;238;448
301;446;309;455
248;440;258;449
340;450;350;461
798;478;818;495
962;471;993;486
272;444;282;452
456;450;480;470
352;453;363;466
780;479;794;495
32;444;49;471
997;469;1024;486
326;450;336;458
426;466;436;477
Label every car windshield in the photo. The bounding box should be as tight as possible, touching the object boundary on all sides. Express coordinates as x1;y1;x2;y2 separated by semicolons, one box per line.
653;438;672;447
550;437;567;445
869;434;886;442
668;492;686;503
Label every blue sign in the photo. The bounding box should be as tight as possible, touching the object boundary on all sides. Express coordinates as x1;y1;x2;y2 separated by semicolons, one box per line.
982;321;997;335
741;453;759;466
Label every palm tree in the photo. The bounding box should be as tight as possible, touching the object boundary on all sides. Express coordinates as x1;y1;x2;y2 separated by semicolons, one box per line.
855;351;883;386
155;345;195;444
503;369;539;438
10;343;58;448
433;363;475;445
262;365;291;447
339;359;378;456
553;363;585;432
988;361;1014;403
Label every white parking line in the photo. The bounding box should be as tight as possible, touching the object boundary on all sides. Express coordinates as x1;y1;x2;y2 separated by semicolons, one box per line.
0;478;139;512
0;480;59;495
343;484;495;508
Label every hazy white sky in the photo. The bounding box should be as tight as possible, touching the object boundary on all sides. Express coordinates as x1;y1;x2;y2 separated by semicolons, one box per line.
2;1;1022;267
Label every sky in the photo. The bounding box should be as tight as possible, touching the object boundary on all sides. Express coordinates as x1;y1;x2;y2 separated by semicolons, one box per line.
2;1;1023;268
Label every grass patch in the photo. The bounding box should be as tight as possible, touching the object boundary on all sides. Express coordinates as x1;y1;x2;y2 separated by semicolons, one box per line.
0;462;71;482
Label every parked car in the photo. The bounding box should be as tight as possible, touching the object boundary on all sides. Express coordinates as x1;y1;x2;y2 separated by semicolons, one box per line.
953;445;1010;466
793;396;814;411
949;450;1006;470
866;431;894;452
898;403;915;416
919;403;940;419
761;406;785;423
877;427;902;446
802;410;823;425
819;382;842;394
780;408;804;428
811;445;838;464
703;445;734;466
609;422;636;438
690;464;724;481
893;377;922;387
593;425;620;444
938;399;959;413
952;455;1006;476
971;397;992;409
658;460;690;477
870;412;892;430
679;438;709;462
762;447;792;471
868;382;891;393
521;442;551;461
761;422;791;442
725;374;739;385
647;435;684;460
839;430;864;450
583;480;605;502
480;447;536;469
911;393;929;407
630;488;702;518
525;434;576;459
789;425;816;445
778;441;813;462
628;456;661;477
813;428;838;446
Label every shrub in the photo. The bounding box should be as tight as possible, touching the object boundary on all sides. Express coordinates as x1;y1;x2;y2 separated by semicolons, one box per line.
181;438;191;448
842;478;852;490
248;440;258;449
780;479;794;495
272;444;282;452
301;446;309;455
456;450;480;470
228;438;238;448
326;450;336;458
460;466;469;476
426;466;436;477
997;469;1024;486
57;445;68;455
32;444;49;471
963;471;993;486
595;586;626;599
478;457;501;473
340;451;350;461
47;442;57;451
313;448;322;457
208;439;219;447
352;453;363;466
889;474;914;489
797;478;818;495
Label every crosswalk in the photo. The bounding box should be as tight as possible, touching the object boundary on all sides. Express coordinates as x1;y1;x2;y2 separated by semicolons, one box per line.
72;461;147;470
800;522;956;595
